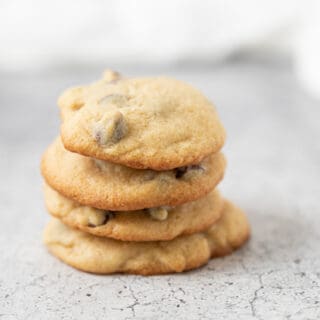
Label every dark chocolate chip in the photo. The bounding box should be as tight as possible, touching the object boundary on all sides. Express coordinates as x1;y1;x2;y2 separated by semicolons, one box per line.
174;166;188;179
174;165;204;179
101;212;114;225
112;117;127;142
94;111;127;145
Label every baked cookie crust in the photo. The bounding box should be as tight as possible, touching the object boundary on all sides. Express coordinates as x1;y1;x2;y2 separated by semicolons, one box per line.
44;183;223;241
41;138;226;211
59;74;225;170
43;200;250;275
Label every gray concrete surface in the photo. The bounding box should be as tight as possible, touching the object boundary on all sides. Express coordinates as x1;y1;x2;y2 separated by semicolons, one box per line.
0;59;319;319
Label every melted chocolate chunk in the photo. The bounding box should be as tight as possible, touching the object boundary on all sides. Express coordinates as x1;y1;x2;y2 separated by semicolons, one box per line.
88;212;115;228
175;166;188;179
93;111;127;145
102;212;114;225
174;165;204;179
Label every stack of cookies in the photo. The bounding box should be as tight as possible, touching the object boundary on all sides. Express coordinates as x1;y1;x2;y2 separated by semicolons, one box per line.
41;70;250;275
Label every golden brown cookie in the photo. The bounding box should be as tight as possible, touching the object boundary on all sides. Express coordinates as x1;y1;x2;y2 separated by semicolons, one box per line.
44;183;223;241
43;200;250;275
41;138;226;211
59;73;226;170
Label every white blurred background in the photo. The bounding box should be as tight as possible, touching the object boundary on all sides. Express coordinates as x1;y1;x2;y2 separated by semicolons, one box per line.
1;0;320;98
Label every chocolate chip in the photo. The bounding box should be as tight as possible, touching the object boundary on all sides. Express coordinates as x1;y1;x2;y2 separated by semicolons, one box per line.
103;212;114;224
93;111;127;145
88;212;114;227
175;166;188;178
112;114;127;142
174;165;204;179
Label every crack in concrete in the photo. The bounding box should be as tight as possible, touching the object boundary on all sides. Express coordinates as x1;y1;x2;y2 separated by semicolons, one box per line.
111;278;141;318
249;273;264;320
167;277;187;306
126;284;139;317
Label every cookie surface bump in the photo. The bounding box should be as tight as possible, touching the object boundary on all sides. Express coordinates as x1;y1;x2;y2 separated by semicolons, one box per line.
41;138;226;211
43;200;250;275
44;183;223;241
59;75;225;170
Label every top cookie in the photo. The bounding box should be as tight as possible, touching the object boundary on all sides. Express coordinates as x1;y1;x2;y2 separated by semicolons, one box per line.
59;71;226;170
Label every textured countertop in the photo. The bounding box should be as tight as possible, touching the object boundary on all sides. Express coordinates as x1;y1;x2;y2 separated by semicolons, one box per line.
0;59;319;319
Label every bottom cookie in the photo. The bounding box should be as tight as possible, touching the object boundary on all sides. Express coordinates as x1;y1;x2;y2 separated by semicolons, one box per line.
43;200;250;275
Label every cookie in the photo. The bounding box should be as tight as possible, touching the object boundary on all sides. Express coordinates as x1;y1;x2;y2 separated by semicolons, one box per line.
44;200;249;275
58;73;226;170
41;138;226;211
44;182;223;241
